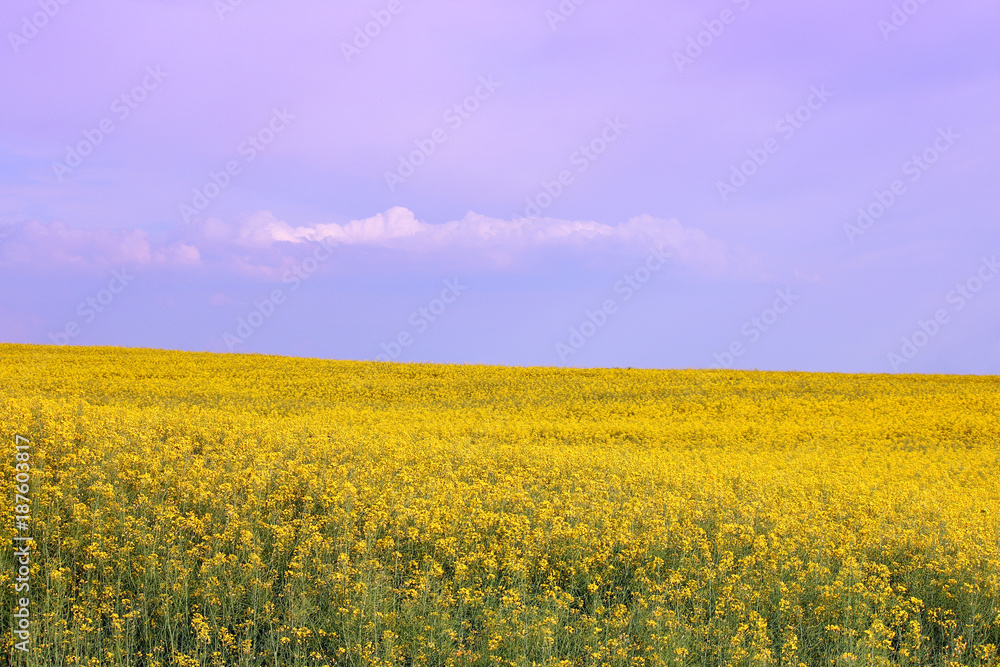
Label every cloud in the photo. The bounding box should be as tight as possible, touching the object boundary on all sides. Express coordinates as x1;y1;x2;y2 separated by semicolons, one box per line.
0;220;199;269
0;208;744;278
232;207;737;274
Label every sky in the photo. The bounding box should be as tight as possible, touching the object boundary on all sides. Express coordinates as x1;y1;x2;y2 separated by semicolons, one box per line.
0;0;998;374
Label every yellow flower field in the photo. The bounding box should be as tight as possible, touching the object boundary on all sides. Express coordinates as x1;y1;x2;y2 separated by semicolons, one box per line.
1;343;998;666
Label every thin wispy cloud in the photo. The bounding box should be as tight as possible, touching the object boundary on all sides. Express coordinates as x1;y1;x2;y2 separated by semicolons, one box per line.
1;208;739;277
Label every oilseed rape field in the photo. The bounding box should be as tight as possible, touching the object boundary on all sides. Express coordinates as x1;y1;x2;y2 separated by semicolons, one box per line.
1;344;998;667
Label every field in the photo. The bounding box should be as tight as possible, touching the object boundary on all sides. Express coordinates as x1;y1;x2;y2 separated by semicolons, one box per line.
1;343;998;666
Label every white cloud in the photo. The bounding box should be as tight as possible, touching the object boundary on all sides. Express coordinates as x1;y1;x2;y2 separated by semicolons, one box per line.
1;208;746;278
0;220;195;269
232;207;735;275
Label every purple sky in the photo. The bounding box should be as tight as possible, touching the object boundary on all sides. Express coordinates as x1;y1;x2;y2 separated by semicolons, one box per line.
1;0;998;373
